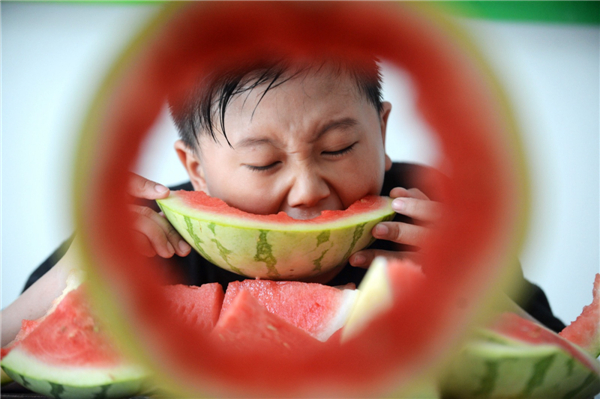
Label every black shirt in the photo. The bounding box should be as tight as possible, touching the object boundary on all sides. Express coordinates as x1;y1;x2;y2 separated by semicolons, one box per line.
22;163;566;333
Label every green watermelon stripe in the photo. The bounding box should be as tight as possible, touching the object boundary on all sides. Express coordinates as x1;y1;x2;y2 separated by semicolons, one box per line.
563;371;599;399
184;216;214;264
522;354;555;397
207;222;216;235
19;373;32;389
211;237;246;276
472;360;498;397
342;222;367;261
312;245;332;272
92;384;110;399
254;230;279;278
316;230;331;247
50;381;65;399
565;357;575;377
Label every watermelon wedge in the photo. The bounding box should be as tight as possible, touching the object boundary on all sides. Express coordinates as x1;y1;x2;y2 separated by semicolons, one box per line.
0;285;149;399
162;283;224;332
560;274;600;358
211;289;324;354
440;312;600;398
342;257;425;340
156;191;395;280
221;279;357;341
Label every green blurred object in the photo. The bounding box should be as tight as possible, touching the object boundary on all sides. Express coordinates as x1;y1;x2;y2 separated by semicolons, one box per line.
431;1;600;25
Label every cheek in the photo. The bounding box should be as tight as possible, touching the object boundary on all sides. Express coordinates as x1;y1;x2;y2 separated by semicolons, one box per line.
332;151;386;207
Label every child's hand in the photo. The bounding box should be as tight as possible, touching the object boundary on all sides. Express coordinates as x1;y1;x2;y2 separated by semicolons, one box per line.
128;173;191;258
349;187;443;267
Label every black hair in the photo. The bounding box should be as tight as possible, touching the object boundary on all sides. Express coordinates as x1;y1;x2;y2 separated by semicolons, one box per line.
170;57;383;150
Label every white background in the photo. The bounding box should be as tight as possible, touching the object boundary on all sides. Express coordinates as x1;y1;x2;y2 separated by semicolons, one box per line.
2;3;599;333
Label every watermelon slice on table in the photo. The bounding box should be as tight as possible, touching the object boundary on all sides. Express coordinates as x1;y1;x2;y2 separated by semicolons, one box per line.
560;273;600;358
1;284;149;399
211;289;324;355
221;279;357;341
162;283;224;332
157;191;394;280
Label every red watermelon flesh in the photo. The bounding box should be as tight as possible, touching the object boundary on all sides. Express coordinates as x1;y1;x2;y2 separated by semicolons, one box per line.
1;320;41;359
559;273;600;358
492;312;600;373
221;280;358;341
162;283;224;333
15;286;124;367
211;289;324;354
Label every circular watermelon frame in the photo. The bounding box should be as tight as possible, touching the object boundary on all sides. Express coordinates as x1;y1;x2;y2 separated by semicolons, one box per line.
73;2;530;397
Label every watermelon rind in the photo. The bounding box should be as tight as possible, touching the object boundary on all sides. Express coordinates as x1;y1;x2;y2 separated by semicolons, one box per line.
1;368;12;386
439;340;600;399
157;194;395;279
1;348;148;399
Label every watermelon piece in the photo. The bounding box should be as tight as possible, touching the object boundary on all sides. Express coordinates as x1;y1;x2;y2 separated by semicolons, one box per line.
342;257;425;340
221;279;357;341
162;283;224;332
440;313;600;398
1;285;148;399
560;274;600;358
211;289;324;354
156;191;394;280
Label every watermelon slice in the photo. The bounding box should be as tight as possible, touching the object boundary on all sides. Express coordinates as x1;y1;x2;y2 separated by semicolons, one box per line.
211;289;324;355
1;285;149;399
162;283;224;333
221;280;357;341
342;257;425;340
560;274;600;358
440;312;600;398
156;191;394;280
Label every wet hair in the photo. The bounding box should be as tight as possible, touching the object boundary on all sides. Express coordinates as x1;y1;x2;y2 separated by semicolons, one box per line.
170;57;383;150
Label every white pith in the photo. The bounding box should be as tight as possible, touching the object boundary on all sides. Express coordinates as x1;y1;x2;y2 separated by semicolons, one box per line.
157;195;394;231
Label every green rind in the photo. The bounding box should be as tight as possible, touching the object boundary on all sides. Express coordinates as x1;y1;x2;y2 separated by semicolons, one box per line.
157;197;394;279
1;348;148;399
439;341;600;398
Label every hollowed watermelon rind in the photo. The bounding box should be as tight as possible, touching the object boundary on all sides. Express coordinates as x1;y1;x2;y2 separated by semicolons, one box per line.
1;349;148;399
157;194;395;279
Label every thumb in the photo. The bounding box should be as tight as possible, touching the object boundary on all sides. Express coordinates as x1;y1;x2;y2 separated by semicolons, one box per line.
128;172;170;200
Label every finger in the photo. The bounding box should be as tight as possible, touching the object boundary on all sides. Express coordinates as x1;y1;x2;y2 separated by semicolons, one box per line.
390;187;429;201
391;197;443;223
130;205;191;258
133;205;191;256
349;249;421;268
132;231;158;258
372;221;429;247
128;172;170;200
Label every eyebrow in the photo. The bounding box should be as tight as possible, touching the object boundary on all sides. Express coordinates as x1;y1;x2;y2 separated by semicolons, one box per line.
233;117;359;149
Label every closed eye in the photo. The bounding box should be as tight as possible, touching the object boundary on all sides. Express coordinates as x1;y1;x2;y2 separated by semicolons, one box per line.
322;143;356;157
245;161;281;172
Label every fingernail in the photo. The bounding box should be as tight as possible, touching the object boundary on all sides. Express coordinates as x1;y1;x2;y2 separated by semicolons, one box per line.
352;254;366;265
392;198;405;212
166;242;175;255
155;184;168;194
179;240;191;253
374;224;389;237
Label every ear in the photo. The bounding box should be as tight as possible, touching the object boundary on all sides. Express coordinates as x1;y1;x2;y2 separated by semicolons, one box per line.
380;101;393;171
174;140;208;192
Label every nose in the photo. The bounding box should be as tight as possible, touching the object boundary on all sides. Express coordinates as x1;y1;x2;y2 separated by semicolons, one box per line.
286;168;331;209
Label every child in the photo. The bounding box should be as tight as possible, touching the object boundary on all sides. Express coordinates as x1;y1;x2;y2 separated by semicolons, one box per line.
1;57;564;347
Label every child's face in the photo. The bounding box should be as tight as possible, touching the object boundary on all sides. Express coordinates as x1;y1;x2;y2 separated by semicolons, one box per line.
175;69;392;219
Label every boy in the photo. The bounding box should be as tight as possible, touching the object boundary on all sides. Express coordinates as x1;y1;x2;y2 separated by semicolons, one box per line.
1;57;564;347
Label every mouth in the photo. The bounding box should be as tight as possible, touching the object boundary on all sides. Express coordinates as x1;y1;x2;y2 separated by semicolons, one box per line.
285;209;323;220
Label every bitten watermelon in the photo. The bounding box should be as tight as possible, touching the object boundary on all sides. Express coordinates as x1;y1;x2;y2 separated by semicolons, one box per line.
0;284;149;399
560;274;600;358
157;191;394;280
221;280;357;341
